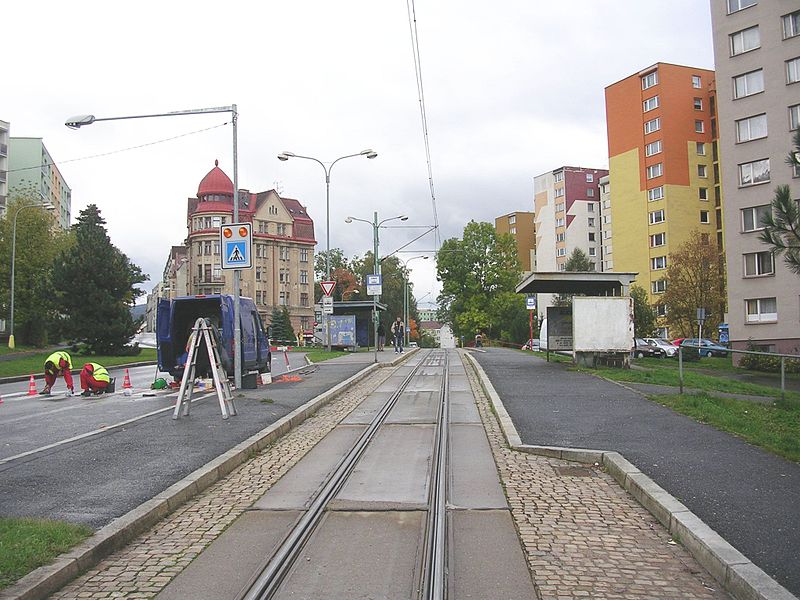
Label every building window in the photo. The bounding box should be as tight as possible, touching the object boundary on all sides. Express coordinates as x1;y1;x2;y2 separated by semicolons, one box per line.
698;164;708;178
727;0;756;14
651;256;667;270
646;163;663;179
741;205;771;231
213;241;220;255
554;171;564;183
557;248;566;257
556;202;565;213
650;232;666;247
694;98;703;110
738;158;770;186
695;120;705;133
255;267;262;281
280;246;289;260
787;58;800;84
204;241;212;255
555;217;565;227
697;142;706;155
784;11;800;39
746;297;777;323
648;186;664;202
300;270;309;284
736;114;768;142
790;105;800;130
699;187;709;201
644;117;661;134
733;69;764;99
587;188;595;197
643;96;659;112
556;232;565;242
700;210;710;224
256;291;262;305
652;279;667;294
656;304;667;317
649;209;665;224
744;251;774;277
300;248;309;262
692;75;702;89
645;140;662;156
508;215;516;225
204;217;212;228
641;71;658;90
587;217;596;227
589;232;596;241
212;216;221;228
730;26;760;56
554;187;565;197
586;173;594;182
277;223;287;236
588;247;596;257
204;264;212;282
300;293;309;307
279;292;287;306
587;203;595;212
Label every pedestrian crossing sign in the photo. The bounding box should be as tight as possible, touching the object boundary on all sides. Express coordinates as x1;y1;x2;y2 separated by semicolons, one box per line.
220;223;252;269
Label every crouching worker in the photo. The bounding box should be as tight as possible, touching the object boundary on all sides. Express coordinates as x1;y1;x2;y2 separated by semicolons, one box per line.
41;351;74;396
79;362;114;396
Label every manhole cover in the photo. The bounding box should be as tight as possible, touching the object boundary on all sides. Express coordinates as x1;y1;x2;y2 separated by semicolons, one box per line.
553;466;595;477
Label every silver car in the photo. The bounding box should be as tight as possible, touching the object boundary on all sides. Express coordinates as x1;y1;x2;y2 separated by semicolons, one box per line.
643;337;677;357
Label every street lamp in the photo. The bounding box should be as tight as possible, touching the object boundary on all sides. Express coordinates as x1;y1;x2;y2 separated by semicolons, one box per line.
277;149;377;352
345;212;408;362
9;202;55;348
65;105;246;389
342;289;360;301
399;255;429;346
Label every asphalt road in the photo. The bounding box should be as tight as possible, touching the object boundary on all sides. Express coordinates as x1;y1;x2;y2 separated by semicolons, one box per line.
470;348;800;597
0;353;362;530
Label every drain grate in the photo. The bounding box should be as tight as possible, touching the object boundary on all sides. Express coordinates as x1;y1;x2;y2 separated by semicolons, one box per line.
553;466;596;477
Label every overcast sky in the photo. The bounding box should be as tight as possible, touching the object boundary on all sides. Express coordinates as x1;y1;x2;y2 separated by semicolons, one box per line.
5;1;714;306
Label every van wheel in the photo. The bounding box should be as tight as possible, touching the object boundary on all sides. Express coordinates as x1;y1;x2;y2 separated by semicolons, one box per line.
637;351;645;358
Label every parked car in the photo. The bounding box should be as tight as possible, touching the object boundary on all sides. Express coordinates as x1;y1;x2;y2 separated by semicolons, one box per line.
671;338;687;346
633;337;664;358
409;341;419;348
678;338;729;358
521;339;540;351
643;337;677;357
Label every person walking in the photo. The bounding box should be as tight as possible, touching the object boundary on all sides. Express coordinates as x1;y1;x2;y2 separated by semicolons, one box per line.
41;350;74;395
390;316;404;353
79;362;114;396
377;321;386;351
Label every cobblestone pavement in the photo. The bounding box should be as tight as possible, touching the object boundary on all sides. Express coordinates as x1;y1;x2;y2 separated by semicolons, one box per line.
47;356;731;599
464;357;730;600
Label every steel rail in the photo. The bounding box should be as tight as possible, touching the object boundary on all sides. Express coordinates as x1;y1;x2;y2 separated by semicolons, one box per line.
239;350;435;600
421;351;450;599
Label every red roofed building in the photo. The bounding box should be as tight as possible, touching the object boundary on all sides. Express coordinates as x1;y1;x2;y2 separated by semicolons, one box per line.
164;160;316;336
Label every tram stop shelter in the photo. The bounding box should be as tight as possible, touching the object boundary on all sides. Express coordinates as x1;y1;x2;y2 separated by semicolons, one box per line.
515;271;638;297
331;300;388;349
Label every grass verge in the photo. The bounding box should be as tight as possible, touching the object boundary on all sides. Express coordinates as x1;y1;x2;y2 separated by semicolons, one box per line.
299;349;350;363
650;393;800;463
0;349;157;379
0;518;91;590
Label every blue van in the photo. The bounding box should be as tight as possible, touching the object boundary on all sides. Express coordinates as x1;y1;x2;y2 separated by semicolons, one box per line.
157;294;271;380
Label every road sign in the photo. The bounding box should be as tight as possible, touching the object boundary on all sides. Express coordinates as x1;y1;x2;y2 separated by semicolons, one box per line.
321;281;336;297
526;296;536;310
220;223;252;269
322;296;334;314
366;274;382;296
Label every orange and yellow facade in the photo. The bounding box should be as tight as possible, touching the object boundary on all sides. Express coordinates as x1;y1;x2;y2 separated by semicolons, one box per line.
605;63;723;319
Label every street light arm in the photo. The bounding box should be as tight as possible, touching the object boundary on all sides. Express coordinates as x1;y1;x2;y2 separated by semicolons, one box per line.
66;106;235;129
345;216;372;226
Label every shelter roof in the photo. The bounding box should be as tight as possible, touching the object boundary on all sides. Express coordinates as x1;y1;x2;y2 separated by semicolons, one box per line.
516;271;638;295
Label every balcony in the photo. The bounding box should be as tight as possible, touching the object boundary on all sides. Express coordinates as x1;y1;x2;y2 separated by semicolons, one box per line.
0;143;7;157
193;276;226;286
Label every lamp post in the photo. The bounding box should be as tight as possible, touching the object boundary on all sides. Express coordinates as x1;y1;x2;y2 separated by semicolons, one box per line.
399;255;429;346
9;202;54;349
345;212;408;362
342;289;360;301
65;105;245;389
277;149;377;353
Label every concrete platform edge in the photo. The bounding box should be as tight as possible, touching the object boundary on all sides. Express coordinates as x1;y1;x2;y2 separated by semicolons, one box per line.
462;352;797;600
0;362;382;600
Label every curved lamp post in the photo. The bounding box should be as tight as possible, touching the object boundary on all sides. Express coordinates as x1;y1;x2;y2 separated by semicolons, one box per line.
66;105;245;388
342;289;360;301
399;255;429;346
345;212;408;362
277;149;377;352
9;202;54;348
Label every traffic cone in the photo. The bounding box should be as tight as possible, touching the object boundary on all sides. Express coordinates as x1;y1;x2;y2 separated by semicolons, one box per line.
27;375;37;396
123;369;132;389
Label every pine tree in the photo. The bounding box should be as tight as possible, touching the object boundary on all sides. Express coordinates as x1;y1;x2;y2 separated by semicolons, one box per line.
51;205;147;353
269;306;295;344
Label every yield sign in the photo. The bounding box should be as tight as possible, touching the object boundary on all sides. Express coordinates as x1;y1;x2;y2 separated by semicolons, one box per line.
320;281;336;297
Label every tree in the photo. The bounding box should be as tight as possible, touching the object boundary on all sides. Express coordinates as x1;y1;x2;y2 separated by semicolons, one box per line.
553;248;593;307
436;221;524;342
313;249;353;302
52;205;147;353
661;230;726;339
269;306;295;343
630;285;658;338
0;188;68;345
759;130;800;275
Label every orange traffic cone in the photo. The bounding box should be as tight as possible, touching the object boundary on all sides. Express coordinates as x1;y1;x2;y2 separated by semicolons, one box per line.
123;369;132;389
27;374;37;396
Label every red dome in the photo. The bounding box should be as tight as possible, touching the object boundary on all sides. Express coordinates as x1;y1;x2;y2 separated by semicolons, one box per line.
197;160;233;197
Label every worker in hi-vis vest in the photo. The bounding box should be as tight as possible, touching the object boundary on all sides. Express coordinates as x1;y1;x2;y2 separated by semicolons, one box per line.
42;351;74;395
79;362;113;396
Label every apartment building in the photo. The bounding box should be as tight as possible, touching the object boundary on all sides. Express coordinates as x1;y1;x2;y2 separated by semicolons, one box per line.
0;120;8;216
165;161;316;337
605;63;721;336
494;211;536;272
710;0;800;355
599;175;614;271
7;137;71;229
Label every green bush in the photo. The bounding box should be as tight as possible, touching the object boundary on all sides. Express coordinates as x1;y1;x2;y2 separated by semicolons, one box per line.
739;340;800;373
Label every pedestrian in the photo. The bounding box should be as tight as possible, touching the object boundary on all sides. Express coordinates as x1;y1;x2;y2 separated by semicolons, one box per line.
79;362;115;396
390;316;404;353
475;332;483;348
41;350;74;395
377;321;386;351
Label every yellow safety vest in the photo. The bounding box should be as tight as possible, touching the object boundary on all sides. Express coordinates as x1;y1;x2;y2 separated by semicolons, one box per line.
87;362;110;383
46;351;72;372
